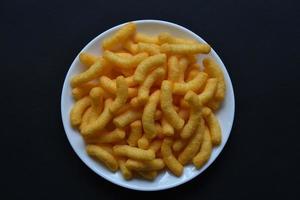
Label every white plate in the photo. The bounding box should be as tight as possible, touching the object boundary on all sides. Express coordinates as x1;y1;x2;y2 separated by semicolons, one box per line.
61;20;235;191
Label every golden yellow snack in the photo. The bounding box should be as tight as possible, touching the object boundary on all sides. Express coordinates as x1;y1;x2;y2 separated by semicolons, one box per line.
161;117;174;136
198;78;218;104
134;33;159;44
113;109;142;128
124;40;138;54
79;107;95;132
89;87;105;113
115;104;131;115
186;68;201;81
71;58;110;88
167;55;180;82
172;139;187;152
203;107;222;146
161;138;183;176
118;159;133;180
206;99;221;110
85;128;125;144
178;117;205;165
72;82;99;100
125;159;165;171
201;107;211;117
178;57;189;82
149;139;162;153
70;96;91;126
99;76;137;98
180;91;202;139
142;90;160;140
173;72;208;95
113;145;155;161
203;58;226;101
137;135;151;150
137;43;160;55
193;127;212;168
158;32;197;44
103;50;148;69
79;52;98;67
133;54;167;83
116;52;133;57
109;76;128;114
125;76;138;87
160;43;211;54
81;99;113;135
160;81;184;130
86;145;118;172
127;120;142;147
138;68;165;104
137;171;158;180
102;22;136;50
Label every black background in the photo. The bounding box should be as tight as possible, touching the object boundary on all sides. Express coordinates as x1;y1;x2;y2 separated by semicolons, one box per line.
1;0;300;199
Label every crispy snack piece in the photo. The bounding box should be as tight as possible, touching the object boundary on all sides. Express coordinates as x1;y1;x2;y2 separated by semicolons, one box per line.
124;40;138;54
99;76;137;98
142;91;161;140
127;120;143;147
160;43;211;54
138;68;165;103
113;109;142;128
137;171;158;180
167;55;180;82
102;22;136;50
172;139;188;152
103;51;148;69
72;82;99;100
203;107;222;146
149;139;162;153
203;58;226;102
173;72;208;95
160;81;184;130
79;52;98;67
113;145;155;161
161;117;174;136
85;128;125;144
193;127;212;168
133;54;167;83
137;43;160;55
81;99;113;135
178;57;189;82
125;159;165;171
137;135;151;150
71;58;110;88
158;32;197;44
109;76;128;114
198;78;218;104
179;117;205;165
86;145;118;171
134;33;159;44
89;86;105;113
161;138;183;176
70;96;91;126
180;91;202;139
119;159;133;180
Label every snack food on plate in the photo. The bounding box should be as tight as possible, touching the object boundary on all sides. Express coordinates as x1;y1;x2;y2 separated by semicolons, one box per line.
69;22;225;180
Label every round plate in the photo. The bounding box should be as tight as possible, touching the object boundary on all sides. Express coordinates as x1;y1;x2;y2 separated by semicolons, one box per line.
61;20;235;191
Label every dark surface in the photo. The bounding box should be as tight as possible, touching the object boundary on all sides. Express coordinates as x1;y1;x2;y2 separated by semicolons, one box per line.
1;0;299;199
